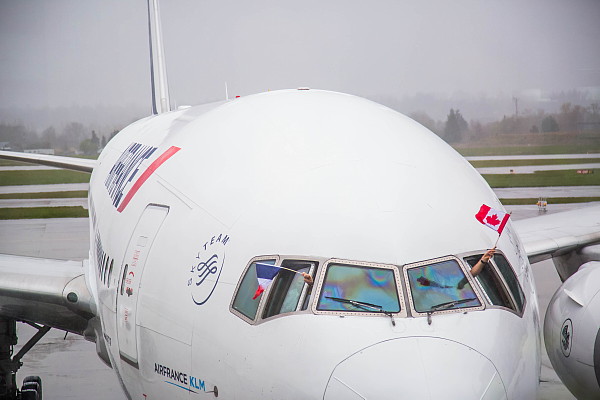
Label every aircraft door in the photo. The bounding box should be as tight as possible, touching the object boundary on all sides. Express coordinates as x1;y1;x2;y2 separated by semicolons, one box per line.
117;204;169;366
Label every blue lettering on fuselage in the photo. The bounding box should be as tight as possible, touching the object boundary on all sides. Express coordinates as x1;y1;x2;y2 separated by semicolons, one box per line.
154;363;207;393
189;376;206;391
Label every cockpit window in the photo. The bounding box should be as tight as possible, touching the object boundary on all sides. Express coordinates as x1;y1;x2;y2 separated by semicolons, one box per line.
493;253;525;313
263;260;316;318
405;258;482;314
231;259;277;321
463;252;525;315
316;263;401;314
464;254;514;310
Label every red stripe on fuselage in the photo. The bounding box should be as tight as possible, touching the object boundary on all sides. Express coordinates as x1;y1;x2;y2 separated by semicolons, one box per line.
117;146;181;213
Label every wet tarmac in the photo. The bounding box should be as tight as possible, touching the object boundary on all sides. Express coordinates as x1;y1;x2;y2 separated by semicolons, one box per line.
0;218;125;400
0;204;592;399
477;163;600;174
0;198;88;208
495;186;600;198
0;183;89;193
465;153;600;161
0;218;89;260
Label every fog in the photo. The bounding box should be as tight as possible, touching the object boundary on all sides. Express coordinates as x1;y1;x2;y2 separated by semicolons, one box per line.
1;0;599;126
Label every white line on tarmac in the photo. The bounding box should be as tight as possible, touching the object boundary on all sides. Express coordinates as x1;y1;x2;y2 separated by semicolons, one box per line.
477;163;600;174
494;186;600;198
0;183;89;193
465;153;600;161
0;198;88;208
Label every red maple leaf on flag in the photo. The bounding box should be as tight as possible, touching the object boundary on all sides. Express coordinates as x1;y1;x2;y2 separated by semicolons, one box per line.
486;214;501;226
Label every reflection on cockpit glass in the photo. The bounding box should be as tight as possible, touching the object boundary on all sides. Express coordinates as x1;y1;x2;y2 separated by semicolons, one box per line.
317;264;400;313
407;260;481;313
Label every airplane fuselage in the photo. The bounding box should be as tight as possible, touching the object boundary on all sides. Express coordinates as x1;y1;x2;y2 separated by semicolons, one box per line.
88;90;540;399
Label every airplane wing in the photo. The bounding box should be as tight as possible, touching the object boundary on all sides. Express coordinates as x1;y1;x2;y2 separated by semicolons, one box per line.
0;151;97;338
0;254;97;338
512;204;600;280
0;150;97;173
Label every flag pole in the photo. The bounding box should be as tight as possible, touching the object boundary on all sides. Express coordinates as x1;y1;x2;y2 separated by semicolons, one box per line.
277;265;304;275
256;263;304;275
492;233;501;249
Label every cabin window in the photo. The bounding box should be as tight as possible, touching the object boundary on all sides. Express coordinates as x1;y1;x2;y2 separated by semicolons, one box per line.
103;256;110;284
232;259;276;320
107;259;114;288
263;260;316;319
316;263;401;314
120;264;129;296
493;254;525;313
405;258;481;314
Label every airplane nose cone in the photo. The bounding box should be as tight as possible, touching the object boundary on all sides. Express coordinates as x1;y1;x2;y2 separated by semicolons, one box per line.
324;337;507;400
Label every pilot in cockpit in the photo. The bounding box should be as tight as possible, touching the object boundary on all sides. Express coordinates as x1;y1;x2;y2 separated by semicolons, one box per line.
458;248;495;289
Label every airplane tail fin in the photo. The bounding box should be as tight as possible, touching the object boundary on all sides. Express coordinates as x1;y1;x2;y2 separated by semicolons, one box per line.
147;0;171;114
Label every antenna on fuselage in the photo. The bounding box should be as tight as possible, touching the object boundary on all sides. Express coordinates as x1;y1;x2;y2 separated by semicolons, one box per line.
147;0;171;114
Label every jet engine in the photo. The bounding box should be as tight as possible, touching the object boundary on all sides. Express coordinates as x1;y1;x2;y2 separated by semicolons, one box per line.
544;261;600;400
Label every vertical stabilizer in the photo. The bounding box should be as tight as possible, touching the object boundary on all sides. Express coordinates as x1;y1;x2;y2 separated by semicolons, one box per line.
147;0;171;114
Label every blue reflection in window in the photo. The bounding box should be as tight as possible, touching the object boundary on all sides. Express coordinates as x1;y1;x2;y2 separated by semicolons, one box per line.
317;264;400;313
407;259;481;313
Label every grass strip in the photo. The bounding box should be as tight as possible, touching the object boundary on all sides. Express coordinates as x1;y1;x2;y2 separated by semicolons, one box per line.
0;191;88;200
500;197;600;205
470;158;600;168
0;170;90;186
482;169;600;188
0;206;89;220
0;159;37;167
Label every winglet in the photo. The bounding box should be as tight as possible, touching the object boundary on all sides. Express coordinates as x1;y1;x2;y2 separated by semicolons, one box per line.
147;0;171;114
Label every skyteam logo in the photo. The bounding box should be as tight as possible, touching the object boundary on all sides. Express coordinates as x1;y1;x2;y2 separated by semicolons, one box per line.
105;143;180;212
188;234;230;305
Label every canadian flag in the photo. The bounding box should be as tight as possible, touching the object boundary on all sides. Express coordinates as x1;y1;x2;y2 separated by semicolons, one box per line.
475;204;510;234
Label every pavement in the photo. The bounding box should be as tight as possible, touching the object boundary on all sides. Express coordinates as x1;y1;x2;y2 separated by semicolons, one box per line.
0;183;89;194
477;163;600;174
495;186;600;199
0;218;125;400
0;198;88;208
465;153;600;161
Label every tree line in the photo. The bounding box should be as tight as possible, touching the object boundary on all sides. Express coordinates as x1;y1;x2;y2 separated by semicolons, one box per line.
1;101;599;153
0;122;119;156
410;102;600;144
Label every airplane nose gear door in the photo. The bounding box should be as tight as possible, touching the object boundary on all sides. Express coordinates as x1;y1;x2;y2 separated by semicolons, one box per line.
117;204;169;367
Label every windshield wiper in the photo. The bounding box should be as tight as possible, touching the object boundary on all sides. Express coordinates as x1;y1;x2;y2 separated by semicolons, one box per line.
325;296;396;326
430;298;477;311
426;298;477;325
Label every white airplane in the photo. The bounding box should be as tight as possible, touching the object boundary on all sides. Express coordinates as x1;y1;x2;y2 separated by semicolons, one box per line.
1;1;600;399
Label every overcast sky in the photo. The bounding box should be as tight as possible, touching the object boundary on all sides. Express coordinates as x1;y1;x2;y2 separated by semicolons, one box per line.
1;0;599;115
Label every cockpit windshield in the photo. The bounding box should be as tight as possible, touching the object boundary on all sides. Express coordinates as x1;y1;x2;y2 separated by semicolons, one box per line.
316;263;401;313
231;252;521;324
405;259;481;313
